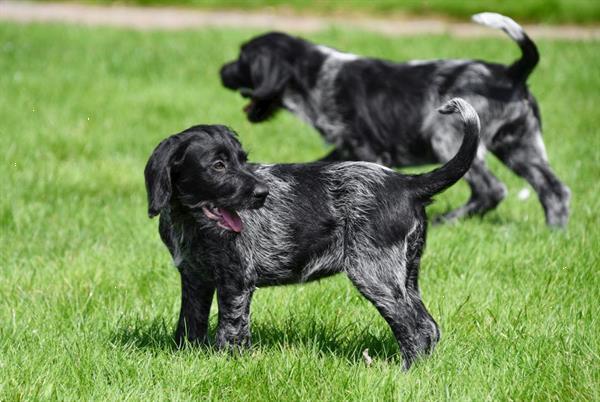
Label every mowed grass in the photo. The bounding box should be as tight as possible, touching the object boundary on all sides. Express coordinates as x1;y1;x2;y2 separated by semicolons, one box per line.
0;22;599;400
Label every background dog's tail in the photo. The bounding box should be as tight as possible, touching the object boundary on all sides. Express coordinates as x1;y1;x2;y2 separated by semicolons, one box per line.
410;98;480;201
472;12;539;83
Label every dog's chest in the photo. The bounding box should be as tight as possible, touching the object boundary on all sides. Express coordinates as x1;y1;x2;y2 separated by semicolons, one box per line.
282;89;316;127
160;213;230;274
167;224;201;270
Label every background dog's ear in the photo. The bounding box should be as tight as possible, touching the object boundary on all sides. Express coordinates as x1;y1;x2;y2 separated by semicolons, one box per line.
144;136;183;218
250;51;291;100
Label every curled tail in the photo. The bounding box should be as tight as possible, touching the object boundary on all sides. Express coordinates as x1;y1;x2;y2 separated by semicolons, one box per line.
411;98;480;200
472;12;539;83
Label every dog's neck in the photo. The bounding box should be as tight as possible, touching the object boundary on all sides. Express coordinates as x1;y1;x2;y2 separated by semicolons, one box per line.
282;45;358;147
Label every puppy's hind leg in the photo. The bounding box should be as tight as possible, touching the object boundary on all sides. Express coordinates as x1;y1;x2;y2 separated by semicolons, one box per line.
346;244;439;370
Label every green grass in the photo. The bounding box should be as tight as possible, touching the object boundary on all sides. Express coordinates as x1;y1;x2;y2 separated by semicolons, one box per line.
0;22;599;400
50;0;600;24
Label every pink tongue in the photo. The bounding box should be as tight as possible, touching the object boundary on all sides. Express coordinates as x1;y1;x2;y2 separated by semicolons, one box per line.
220;209;243;233
243;100;254;113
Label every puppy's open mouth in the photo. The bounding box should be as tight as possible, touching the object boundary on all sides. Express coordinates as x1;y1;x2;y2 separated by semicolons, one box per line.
243;99;256;114
240;88;255;114
202;204;243;233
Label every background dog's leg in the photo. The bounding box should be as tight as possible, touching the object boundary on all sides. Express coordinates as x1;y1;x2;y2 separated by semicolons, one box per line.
175;270;215;346
319;146;357;162
434;157;508;223
429;123;507;223
215;284;254;350
319;148;344;162
429;121;506;223
346;248;439;370
490;128;570;227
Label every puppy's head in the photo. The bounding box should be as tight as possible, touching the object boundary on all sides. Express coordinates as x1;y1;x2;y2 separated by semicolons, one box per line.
144;125;268;233
220;32;302;123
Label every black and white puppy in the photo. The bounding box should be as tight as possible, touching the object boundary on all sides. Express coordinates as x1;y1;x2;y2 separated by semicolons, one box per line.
145;98;479;369
220;12;570;227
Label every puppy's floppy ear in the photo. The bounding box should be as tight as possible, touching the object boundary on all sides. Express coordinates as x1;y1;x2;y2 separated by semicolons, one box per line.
144;136;183;218
250;51;291;100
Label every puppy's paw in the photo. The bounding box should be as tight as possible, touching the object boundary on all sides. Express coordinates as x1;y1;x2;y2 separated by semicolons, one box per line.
215;333;252;352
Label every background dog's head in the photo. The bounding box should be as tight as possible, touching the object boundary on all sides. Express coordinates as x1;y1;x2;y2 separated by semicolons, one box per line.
220;32;307;123
144;125;268;233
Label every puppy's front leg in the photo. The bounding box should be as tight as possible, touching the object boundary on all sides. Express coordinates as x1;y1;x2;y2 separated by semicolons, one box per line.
175;270;215;346
215;282;254;350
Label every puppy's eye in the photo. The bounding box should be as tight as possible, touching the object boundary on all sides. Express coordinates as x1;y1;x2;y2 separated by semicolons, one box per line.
212;160;226;171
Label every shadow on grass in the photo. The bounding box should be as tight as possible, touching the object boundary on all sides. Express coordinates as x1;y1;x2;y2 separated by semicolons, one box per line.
110;315;178;351
428;206;512;228
251;318;401;364
109;314;401;365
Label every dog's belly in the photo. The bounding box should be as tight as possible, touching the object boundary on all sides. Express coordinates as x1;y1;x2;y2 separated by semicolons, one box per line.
250;240;346;287
238;223;346;287
390;138;437;167
325;121;437;168
254;267;341;287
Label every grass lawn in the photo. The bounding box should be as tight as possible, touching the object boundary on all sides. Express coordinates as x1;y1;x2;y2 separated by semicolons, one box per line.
50;0;600;24
0;22;599;400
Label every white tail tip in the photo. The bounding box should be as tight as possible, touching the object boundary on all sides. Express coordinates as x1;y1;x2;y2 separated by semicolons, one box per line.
472;12;525;41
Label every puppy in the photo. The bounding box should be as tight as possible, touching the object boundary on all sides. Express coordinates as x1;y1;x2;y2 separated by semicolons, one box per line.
220;12;570;227
144;98;479;369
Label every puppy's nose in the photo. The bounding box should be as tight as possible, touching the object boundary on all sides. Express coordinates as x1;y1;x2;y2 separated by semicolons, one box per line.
220;61;239;88
252;183;269;201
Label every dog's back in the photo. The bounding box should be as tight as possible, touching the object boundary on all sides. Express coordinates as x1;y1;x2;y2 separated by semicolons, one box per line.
235;99;480;285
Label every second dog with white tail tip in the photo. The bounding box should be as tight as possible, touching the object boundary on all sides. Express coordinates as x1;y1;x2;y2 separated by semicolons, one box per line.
145;98;479;370
221;12;570;227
